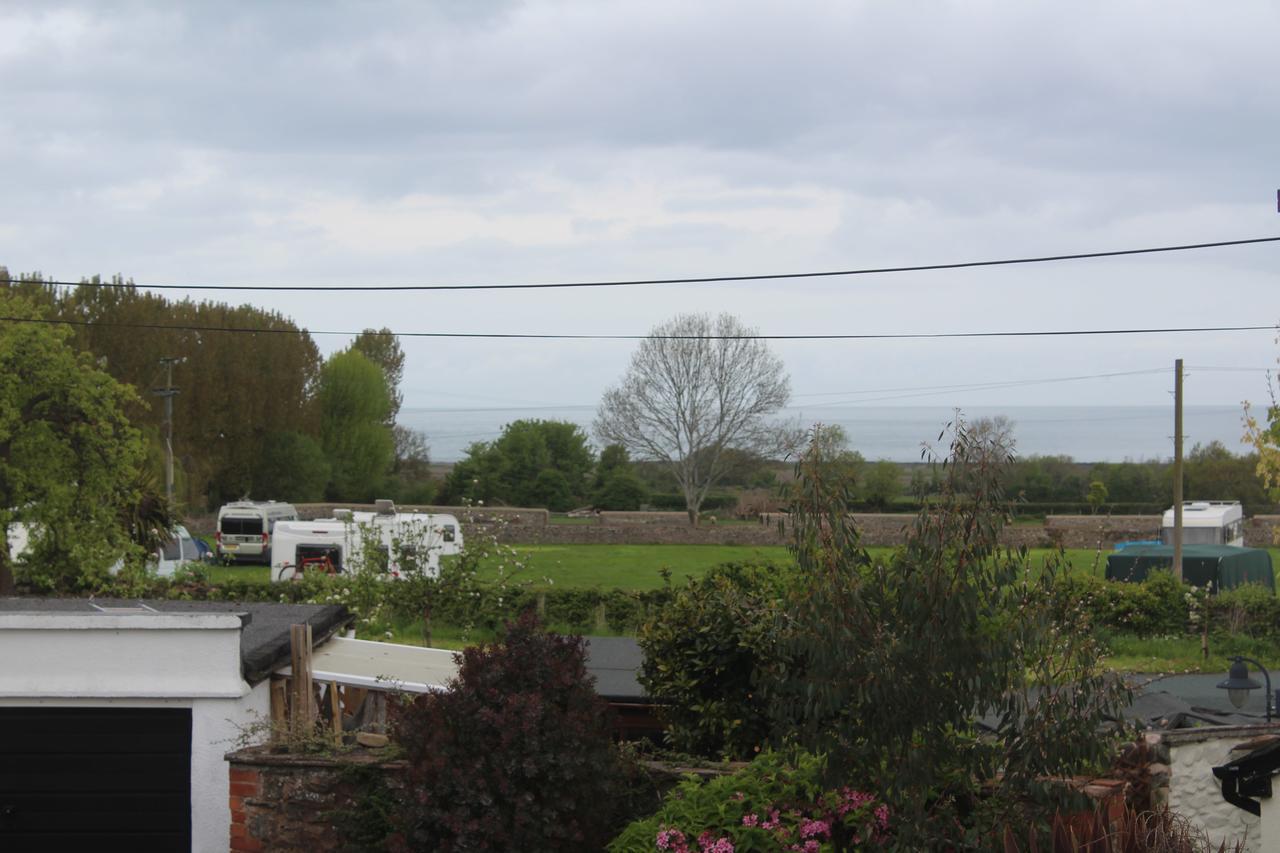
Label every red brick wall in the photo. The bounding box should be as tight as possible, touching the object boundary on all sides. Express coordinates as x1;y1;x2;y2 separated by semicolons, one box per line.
226;749;404;853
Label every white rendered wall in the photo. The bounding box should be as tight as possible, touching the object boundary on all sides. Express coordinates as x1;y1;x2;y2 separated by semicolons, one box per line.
1167;734;1261;852
0;611;274;852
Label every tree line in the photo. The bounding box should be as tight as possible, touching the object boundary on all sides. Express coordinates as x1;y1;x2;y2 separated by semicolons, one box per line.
0;269;431;510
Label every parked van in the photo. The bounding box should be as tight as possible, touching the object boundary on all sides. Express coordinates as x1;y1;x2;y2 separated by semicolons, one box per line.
1161;501;1245;547
270;503;462;582
215;501;298;564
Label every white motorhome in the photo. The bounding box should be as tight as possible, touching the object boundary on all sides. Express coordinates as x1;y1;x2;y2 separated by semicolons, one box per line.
1160;501;1245;547
270;503;462;582
215;500;298;563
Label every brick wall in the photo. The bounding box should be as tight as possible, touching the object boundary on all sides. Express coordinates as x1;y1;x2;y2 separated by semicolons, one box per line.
227;749;405;853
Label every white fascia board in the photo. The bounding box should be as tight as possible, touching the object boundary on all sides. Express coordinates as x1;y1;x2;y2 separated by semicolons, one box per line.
0;612;246;631
0;613;248;698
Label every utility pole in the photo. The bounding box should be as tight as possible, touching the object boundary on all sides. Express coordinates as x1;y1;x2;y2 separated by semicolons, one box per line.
1172;358;1184;583
152;357;184;508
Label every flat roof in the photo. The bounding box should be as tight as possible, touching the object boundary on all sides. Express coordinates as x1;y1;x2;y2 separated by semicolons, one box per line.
0;598;350;684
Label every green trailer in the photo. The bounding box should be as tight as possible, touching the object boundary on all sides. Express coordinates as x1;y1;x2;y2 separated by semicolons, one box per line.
1105;544;1274;592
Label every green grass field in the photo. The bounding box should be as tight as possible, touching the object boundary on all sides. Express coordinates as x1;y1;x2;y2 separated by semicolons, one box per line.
205;543;1128;589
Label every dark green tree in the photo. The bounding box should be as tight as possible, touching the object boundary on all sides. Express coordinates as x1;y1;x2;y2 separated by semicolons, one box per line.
592;444;648;510
317;350;394;501
252;431;332;502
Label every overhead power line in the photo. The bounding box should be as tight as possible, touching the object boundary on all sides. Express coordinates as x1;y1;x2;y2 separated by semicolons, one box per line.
0;315;1272;341
21;235;1280;293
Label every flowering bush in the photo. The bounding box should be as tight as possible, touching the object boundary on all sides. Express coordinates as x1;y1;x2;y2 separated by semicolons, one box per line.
608;751;890;853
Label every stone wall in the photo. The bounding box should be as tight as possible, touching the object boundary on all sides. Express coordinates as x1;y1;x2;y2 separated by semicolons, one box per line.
227;748;405;853
225;747;736;852
187;506;1278;550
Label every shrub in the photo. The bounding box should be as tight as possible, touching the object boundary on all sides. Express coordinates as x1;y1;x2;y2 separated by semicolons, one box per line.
608;750;890;853
637;562;792;760
388;612;625;852
1210;583;1280;639
764;421;1130;847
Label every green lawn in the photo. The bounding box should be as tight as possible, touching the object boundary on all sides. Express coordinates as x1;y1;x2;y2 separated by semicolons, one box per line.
199;544;1156;590
473;544;1128;589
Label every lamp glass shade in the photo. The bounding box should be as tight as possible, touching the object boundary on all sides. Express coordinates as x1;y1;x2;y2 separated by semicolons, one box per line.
1216;658;1263;710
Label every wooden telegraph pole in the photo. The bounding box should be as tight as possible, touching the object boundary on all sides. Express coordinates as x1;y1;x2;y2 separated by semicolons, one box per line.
1172;358;1184;583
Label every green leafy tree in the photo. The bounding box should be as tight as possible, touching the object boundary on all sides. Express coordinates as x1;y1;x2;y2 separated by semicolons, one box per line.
318;350;394;501
0;293;147;593
1086;479;1109;514
1185;441;1269;506
1242;324;1280;510
350;328;405;424
440;420;594;508
861;459;901;509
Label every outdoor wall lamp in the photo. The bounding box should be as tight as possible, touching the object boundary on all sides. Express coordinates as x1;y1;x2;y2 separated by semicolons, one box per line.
1216;656;1275;723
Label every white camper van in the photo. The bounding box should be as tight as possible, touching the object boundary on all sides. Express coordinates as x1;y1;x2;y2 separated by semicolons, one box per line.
270;503;462;582
1161;501;1245;547
215;500;298;563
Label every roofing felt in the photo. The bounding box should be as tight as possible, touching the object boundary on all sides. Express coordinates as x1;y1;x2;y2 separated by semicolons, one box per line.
0;598;351;685
584;636;646;700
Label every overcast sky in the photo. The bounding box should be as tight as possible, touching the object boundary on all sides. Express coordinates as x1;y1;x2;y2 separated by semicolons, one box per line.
2;1;1277;435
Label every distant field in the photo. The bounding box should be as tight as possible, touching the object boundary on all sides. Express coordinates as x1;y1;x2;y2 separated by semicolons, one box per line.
203;544;1278;592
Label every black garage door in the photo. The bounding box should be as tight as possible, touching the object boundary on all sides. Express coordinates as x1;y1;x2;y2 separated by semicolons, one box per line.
0;707;191;852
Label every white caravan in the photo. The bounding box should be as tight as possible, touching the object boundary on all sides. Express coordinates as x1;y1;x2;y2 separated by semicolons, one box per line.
270;504;463;582
1160;501;1245;547
215;500;298;563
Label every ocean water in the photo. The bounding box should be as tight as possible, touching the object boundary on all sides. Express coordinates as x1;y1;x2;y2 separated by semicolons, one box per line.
399;404;1251;464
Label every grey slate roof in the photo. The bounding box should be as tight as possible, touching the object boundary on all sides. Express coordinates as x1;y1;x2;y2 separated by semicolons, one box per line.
0;598;351;685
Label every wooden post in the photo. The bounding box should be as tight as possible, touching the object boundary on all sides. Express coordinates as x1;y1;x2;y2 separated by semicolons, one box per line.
269;676;288;745
329;681;343;746
1173;358;1184;583
289;623;314;745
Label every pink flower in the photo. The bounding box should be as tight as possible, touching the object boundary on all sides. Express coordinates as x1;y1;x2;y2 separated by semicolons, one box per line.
741;813;760;827
875;803;890;829
761;809;782;830
700;837;735;853
800;818;831;839
657;827;688;852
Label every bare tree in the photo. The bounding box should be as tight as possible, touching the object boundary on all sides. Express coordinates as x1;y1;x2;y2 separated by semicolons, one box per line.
969;415;1017;458
594;313;792;524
